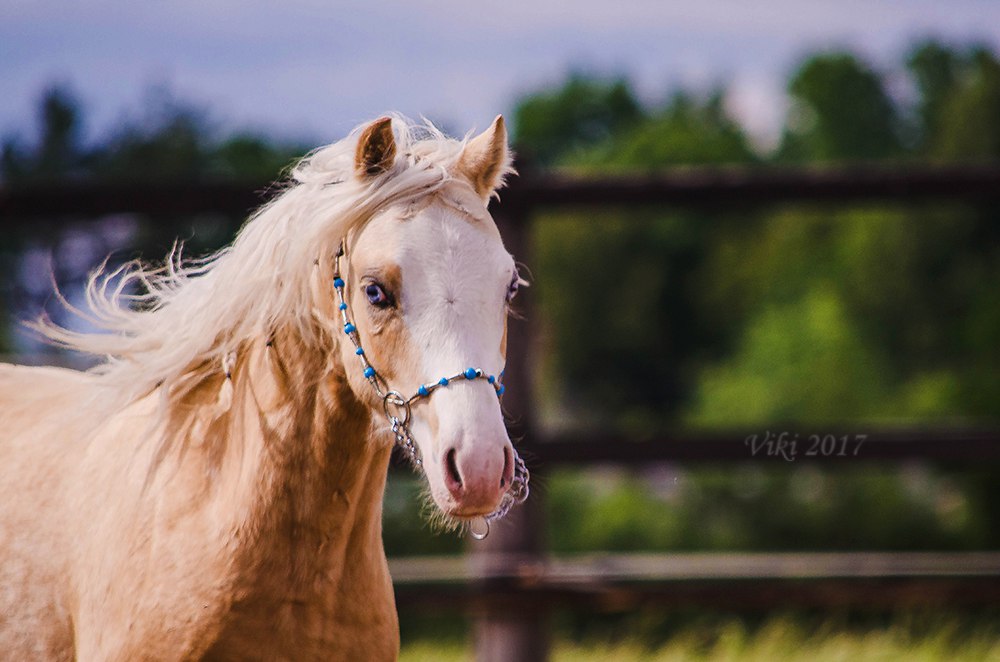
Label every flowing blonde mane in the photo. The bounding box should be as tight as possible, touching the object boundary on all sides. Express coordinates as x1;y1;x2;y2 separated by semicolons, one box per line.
36;117;476;409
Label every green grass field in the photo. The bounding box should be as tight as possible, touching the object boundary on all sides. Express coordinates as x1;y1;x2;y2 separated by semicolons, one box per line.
400;616;1000;661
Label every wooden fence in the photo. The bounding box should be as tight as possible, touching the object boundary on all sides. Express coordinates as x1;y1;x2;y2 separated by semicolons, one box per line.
3;163;1000;661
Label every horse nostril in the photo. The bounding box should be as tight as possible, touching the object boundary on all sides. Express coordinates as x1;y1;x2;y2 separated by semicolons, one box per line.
446;447;462;490
500;444;513;489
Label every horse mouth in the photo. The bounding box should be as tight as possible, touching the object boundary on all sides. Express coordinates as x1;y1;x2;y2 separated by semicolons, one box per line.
446;504;500;519
435;483;506;520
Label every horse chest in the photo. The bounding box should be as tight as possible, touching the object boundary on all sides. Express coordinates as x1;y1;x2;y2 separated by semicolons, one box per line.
204;524;398;660
206;571;399;661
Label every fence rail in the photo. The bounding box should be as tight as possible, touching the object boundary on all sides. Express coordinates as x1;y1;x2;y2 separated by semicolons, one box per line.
3;163;1000;224
391;551;1000;611
505;163;1000;208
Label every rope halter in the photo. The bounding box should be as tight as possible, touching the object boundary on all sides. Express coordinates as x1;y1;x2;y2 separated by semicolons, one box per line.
331;243;529;539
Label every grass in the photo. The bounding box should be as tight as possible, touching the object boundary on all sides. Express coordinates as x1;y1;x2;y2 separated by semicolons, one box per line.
399;615;1000;661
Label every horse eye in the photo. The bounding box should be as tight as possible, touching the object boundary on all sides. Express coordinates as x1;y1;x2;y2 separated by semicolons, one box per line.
364;283;391;308
506;272;520;302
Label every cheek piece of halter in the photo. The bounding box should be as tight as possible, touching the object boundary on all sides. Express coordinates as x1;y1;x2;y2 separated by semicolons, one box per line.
331;243;530;540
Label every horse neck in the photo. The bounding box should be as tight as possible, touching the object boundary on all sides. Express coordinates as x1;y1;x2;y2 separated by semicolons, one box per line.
139;327;398;649
157;325;391;571
244;327;390;538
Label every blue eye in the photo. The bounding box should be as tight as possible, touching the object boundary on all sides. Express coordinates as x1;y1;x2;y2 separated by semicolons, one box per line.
365;283;391;308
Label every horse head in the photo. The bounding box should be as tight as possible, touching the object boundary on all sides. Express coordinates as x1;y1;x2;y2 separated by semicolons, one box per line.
330;116;523;529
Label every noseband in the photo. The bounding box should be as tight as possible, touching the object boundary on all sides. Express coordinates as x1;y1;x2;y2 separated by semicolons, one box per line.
331;243;529;539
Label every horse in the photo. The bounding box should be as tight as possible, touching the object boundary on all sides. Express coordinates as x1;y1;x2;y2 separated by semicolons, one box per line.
0;115;528;661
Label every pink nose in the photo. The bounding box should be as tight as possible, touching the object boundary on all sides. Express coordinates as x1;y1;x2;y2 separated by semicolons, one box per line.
443;443;515;515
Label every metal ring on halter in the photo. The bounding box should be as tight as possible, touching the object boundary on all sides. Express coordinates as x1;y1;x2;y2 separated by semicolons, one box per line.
469;517;490;540
382;390;411;426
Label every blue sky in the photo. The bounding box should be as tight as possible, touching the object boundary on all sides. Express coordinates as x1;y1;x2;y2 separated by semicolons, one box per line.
3;1;999;151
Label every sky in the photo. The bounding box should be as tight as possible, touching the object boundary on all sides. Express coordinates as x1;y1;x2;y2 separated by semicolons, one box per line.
3;1;1000;152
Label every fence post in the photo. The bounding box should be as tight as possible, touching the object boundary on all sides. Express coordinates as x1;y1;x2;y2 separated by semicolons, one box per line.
472;195;550;662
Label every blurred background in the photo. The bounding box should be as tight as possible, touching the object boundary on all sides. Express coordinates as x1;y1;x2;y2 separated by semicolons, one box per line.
3;2;1000;660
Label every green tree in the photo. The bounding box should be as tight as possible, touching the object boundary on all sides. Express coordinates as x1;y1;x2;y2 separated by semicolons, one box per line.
522;88;756;427
907;40;961;154
1;85;87;183
90;89;305;183
211;133;303;181
903;42;1000;420
92;99;210;182
932;48;1000;160
513;75;644;166
779;53;901;161
2;85;307;186
575;91;756;170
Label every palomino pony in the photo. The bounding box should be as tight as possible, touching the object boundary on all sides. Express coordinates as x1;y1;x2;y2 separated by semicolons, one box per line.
0;115;528;660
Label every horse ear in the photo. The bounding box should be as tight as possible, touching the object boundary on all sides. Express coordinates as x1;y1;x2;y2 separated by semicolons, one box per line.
457;115;512;200
354;117;397;178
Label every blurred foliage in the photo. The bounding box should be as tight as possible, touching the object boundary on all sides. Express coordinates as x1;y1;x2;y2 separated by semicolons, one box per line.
546;466;988;553
523;41;1000;431
777;53;902;161
513;75;645;166
534;211;724;431
570;91;757;170
531;91;757;431
516;39;1000;557
1;87;86;182
383;476;463;556
909;42;1000;160
1;84;306;184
